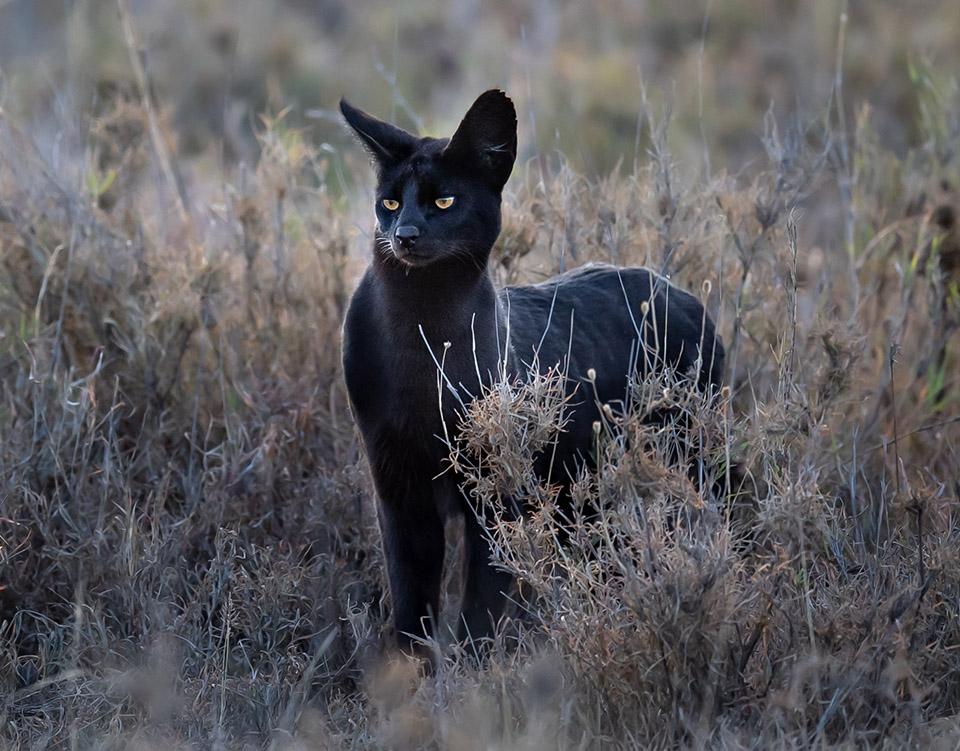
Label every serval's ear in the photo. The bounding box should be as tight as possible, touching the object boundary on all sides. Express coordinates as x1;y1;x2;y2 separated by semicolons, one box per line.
443;89;517;190
340;97;417;168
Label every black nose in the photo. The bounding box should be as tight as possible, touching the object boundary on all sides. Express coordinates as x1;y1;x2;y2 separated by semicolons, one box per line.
395;225;420;248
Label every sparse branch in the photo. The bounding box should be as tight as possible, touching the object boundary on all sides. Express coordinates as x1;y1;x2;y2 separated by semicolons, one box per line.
116;0;189;223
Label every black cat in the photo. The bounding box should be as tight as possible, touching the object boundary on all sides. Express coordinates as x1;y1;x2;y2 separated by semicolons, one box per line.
340;90;724;653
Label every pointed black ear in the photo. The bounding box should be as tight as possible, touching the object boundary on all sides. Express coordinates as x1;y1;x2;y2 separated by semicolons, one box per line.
443;90;517;190
339;97;417;167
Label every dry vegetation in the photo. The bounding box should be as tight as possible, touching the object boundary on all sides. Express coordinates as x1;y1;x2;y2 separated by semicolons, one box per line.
2;2;960;749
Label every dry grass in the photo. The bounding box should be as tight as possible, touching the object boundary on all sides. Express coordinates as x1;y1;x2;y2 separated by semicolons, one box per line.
2;10;960;747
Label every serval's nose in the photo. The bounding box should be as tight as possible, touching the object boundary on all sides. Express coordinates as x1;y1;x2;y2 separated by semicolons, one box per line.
395;225;420;249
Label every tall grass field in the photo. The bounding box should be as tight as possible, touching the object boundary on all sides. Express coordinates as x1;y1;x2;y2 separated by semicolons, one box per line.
1;1;959;748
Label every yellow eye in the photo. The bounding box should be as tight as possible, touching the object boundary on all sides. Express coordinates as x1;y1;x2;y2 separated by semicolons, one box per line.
435;196;455;210
382;198;399;211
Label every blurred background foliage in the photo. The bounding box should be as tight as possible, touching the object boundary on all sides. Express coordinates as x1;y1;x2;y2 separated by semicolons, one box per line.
2;0;959;179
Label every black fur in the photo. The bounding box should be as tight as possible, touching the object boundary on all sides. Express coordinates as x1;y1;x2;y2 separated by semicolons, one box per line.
340;90;724;652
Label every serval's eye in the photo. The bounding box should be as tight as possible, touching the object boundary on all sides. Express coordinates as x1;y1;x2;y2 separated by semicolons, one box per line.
435;196;455;210
382;198;399;211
